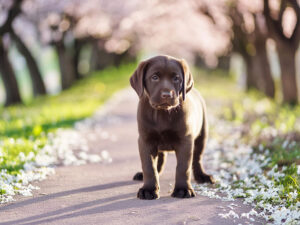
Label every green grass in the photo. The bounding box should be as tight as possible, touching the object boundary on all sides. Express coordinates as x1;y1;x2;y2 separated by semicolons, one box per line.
194;68;300;206
194;68;300;165
0;63;135;174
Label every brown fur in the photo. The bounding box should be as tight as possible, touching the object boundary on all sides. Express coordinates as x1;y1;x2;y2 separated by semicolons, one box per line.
130;55;214;200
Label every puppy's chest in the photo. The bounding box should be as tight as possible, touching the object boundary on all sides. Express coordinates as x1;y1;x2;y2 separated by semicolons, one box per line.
147;118;182;150
149;129;180;151
149;113;182;134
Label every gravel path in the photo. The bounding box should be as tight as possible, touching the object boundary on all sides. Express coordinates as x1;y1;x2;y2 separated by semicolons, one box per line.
0;89;265;225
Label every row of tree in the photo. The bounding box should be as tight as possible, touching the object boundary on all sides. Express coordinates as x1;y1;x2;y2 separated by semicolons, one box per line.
0;0;299;106
228;0;300;104
0;0;138;106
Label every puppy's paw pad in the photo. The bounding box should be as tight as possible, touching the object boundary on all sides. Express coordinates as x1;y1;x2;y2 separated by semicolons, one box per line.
133;172;143;181
195;174;215;184
171;187;195;198
137;188;159;200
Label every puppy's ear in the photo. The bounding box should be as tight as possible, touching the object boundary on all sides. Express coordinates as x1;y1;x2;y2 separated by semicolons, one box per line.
179;59;194;101
130;60;148;98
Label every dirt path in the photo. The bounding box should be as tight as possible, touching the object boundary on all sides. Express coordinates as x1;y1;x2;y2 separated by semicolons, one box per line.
0;89;264;225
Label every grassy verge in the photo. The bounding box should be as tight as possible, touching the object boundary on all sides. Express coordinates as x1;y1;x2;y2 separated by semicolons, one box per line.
195;68;300;165
194;68;300;221
0;64;135;177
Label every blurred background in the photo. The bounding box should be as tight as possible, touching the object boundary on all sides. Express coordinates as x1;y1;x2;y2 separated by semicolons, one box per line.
0;0;300;106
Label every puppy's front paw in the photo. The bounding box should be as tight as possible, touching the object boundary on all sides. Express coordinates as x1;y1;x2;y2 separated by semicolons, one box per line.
194;173;215;184
171;187;195;198
137;187;159;200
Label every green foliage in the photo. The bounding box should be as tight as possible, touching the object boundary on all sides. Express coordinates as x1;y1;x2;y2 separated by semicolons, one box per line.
0;64;135;174
258;139;300;167
195;68;300;164
274;164;300;207
194;68;300;206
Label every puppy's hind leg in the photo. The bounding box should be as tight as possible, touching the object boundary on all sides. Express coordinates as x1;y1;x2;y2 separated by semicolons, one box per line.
133;152;167;181
193;116;215;184
133;171;143;181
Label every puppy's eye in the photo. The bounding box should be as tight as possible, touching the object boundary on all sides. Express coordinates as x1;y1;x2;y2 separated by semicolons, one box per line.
151;74;159;81
173;75;180;83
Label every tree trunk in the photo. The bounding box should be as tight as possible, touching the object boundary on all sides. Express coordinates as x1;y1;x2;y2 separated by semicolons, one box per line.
194;54;207;69
217;55;231;71
242;42;275;98
112;50;136;67
73;39;83;79
10;31;46;96
253;41;275;98
0;40;21;106
56;42;76;90
277;44;298;104
90;41;118;71
244;54;259;90
90;42;99;72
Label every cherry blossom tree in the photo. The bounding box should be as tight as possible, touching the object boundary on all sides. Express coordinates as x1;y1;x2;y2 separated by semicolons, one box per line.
0;0;46;103
22;0;140;89
0;0;22;105
229;0;300;103
264;0;300;104
1;0;299;105
114;0;231;66
197;0;299;102
228;0;275;97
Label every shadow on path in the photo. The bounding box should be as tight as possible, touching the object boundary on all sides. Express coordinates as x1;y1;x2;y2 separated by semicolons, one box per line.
2;194;218;225
0;180;135;212
0;192;135;225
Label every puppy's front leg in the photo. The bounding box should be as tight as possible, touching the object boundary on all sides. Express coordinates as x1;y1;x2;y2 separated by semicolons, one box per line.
172;137;196;198
137;137;160;200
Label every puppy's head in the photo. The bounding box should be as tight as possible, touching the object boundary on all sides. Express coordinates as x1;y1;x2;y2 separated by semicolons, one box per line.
130;55;193;110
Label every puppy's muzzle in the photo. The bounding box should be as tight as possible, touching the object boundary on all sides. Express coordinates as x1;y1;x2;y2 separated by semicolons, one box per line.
161;90;175;100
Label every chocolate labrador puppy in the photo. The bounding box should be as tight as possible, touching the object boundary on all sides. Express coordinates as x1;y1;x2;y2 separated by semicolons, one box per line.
130;55;214;200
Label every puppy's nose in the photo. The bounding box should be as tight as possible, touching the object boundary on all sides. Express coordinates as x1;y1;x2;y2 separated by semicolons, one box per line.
161;90;174;99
